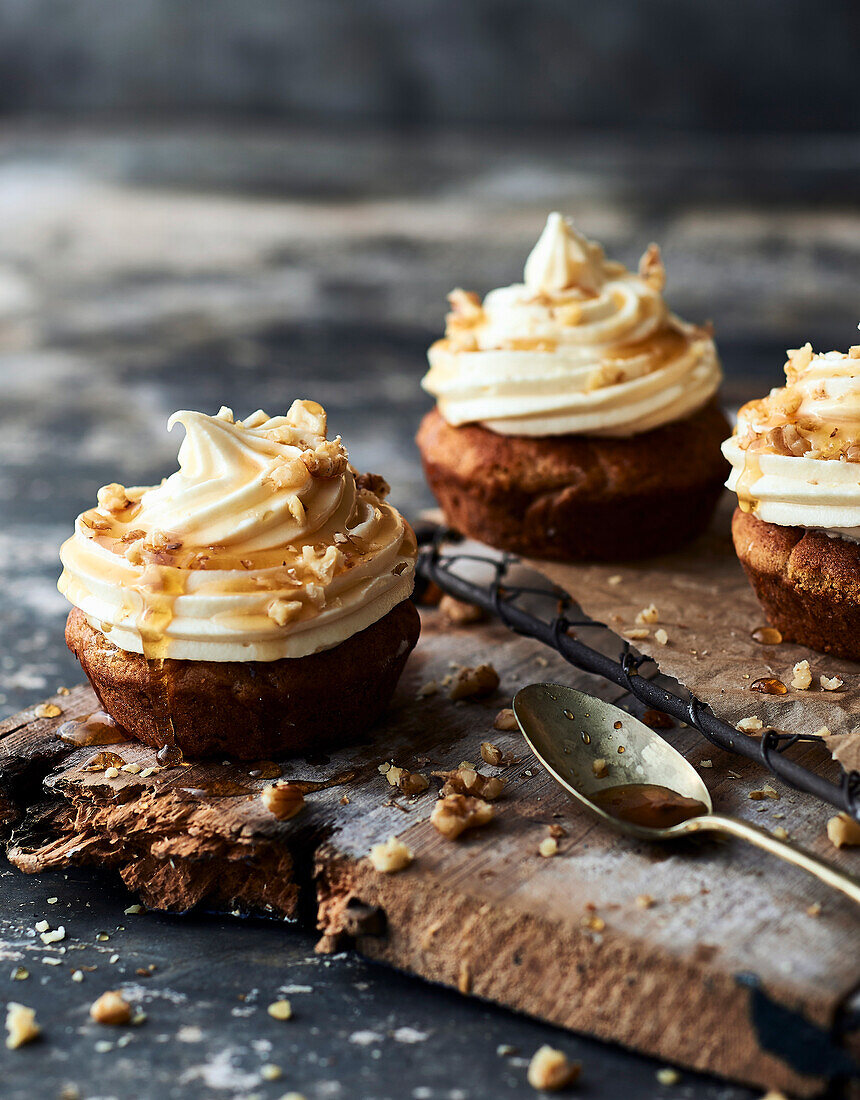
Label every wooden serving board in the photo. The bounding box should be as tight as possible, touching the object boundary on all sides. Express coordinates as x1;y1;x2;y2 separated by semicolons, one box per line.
1;607;858;1096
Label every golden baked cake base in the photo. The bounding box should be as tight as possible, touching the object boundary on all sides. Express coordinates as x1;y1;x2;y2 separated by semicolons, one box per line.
417;400;730;561
732;507;860;661
66;600;421;759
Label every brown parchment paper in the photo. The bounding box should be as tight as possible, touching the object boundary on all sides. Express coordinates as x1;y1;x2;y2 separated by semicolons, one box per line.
528;496;860;774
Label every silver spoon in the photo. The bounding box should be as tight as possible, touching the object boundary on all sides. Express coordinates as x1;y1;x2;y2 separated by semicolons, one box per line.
514;682;860;906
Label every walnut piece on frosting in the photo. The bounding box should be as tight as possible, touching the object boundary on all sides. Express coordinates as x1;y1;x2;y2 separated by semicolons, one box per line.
268;599;303;627
286;398;327;436
638;242;666;291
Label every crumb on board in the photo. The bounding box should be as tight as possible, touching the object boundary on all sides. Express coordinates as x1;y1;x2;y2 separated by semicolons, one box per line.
826;812;860;849
5;1003;40;1049
527;1045;581;1091
368;836;413;873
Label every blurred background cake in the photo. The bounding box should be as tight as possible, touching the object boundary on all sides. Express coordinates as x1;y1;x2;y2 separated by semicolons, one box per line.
418;214;728;559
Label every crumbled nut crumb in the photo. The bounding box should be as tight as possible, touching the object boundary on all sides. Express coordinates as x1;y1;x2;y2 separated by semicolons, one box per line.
493;708;518;731
71;970;84;983
814;726;832;738
699;759;713;769
635;604;659;625
749;785;779;801
267;598;303;627
773;827;789;840
642;709;673;729
820;674;844;691
5;1003;40;1048
120;763;142;774
368;837;413;873
103;767;119;779
592;758;608;778
656;1067;680;1086
261;1064;283;1081
581;914;605;932
826;812;860;849
639;243;666;291
261;783;305;821
791;660;812;690
736;716;764;733
430;794;494;840
526;1045;581;1091
11;968;28;981
654;628;669;646
90;990;132;1026
548;824;567;839
538;837;558;858
34;920;49;933
448;664;500;701
40;926;65;945
608;575;622;586
434;766;505;801
480;741;504;766
807;903;822;918
623;628;650;640
267;1000;293;1021
458;960;472;994
439;595;485;625
34;703;62;719
635;894;655;909
124;904;143;915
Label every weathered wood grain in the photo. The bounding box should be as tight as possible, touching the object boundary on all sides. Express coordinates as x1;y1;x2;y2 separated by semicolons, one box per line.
1;608;857;1094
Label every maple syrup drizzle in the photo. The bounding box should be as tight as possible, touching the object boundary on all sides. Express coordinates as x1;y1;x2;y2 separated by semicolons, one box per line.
138;558;186;767
735;447;762;514
592;783;707;829
751;626;782;645
750;677;788;695
57;711;128;747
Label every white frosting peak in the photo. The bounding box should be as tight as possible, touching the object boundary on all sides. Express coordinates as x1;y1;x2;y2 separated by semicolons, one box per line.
423;215;721;438
523;213;605;295
58;402;416;661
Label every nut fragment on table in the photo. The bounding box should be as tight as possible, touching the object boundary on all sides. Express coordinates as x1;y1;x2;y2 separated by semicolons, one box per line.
261;782;305;821
826;812;860;849
736;716;763;733
267;999;293;1021
5;1003;40;1049
381;763;430;796
90;990;132;1026
591;758;608;779
749;785;779;801
480;741;504;766
791;660;812;690
430;794;494;839
368;836;413;873
439;594;486;625
635;603;659;624
493;708;519;731
526;1045;581;1091
448;663;499;701
434;765;505;801
538;837;558;858
820;674;844;691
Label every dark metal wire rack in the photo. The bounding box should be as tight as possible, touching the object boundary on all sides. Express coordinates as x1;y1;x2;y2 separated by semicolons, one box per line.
414;523;860;824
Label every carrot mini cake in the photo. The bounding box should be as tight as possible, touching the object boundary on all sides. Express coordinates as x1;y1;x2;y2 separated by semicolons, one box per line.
417;213;729;560
59;401;419;759
724;342;860;661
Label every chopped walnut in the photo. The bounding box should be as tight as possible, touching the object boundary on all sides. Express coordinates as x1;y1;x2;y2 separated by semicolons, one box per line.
623;628;650;640
261;782;305;821
826;812;860;849
635;603;659;625
430;794;494;840
493;708;519;731
592;758;609;779
268;598;303;627
445;288;484;333
736;716;763;733
480;741;503;766
820;674;844;691
383;764;429;796
656;1068;681;1086
791;660;812;690
301;544;343;585
5;1003;40;1049
654;628;669;646
635;894;655;909
786;342;814;377
527;1045;581;1092
286;398;327;436
538;837;558;858
439;594;485;625
265;457;308;490
638;243;666;291
301;438;348;479
97;482;133;513
434;766;505;801
749;785;779;801
288;496;306;524
368;836;413;873
448;663;499;701
267;999;293;1021
90;990;132;1026
354;471;391;500
548;824;567;839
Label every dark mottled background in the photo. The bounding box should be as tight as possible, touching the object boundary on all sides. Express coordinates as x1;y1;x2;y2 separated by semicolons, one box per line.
0;4;858;1098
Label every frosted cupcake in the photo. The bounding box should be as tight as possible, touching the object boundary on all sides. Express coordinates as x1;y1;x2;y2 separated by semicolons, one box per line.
59;401;419;759
417;213;729;560
723;342;860;660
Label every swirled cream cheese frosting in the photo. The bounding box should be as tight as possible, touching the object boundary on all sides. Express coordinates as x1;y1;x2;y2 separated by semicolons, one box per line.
58;401;417;661
722;342;860;540
422;212;721;437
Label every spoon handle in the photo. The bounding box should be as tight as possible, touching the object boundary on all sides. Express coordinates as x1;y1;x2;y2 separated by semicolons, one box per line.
688;814;860;906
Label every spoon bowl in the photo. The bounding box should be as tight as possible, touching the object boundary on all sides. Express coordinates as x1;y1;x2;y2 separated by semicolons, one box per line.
513;682;860;904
